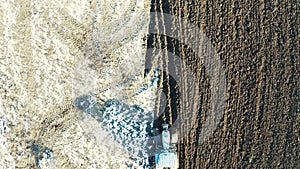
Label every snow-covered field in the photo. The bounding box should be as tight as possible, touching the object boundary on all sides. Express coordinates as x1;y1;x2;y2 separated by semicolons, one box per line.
0;0;155;168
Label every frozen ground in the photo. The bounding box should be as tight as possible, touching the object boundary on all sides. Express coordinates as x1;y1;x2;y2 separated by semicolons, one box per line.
0;0;155;168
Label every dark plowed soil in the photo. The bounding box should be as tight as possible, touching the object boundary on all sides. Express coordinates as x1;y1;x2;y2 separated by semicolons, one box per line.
146;0;299;168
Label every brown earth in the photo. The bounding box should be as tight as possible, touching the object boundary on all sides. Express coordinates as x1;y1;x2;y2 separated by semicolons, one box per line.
147;0;299;168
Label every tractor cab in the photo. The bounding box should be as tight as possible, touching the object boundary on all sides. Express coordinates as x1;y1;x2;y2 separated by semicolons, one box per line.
152;124;179;169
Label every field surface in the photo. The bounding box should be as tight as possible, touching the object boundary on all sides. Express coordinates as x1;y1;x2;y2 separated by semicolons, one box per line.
0;0;299;168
